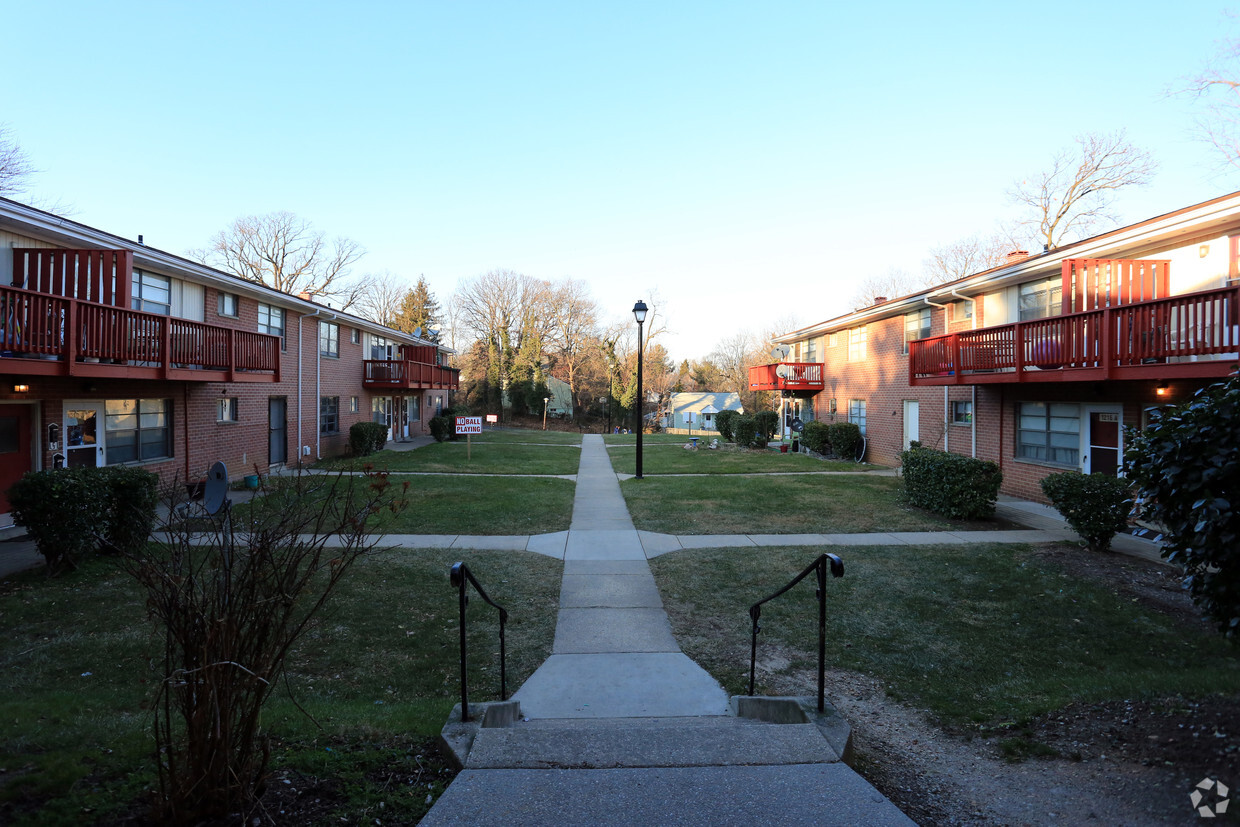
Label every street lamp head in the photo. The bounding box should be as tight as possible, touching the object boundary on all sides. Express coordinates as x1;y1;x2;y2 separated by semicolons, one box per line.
632;300;648;324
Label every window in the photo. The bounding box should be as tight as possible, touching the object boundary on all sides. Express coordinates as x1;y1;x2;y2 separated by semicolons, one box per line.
350;396;359;414
827;332;838;348
848;399;867;434
218;293;239;317
217;398;238;422
951;400;972;424
258;303;286;349
319;321;339;357
370;335;392;360
847;326;866;362
805;338;818;362
105;398;171;464
952;300;973;321
372;396;391;427
903;309;932;354
351;328;361;344
131;270;171;315
320;396;339;434
1018;277;1062;322
1017;401;1080;466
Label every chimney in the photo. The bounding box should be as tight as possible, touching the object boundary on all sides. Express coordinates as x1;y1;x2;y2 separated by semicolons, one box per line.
137;235;144;245
873;296;887;305
1005;250;1030;264
297;291;312;301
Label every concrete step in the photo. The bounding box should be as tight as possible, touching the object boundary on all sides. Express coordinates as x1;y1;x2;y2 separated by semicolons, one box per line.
420;764;916;827
465;715;841;769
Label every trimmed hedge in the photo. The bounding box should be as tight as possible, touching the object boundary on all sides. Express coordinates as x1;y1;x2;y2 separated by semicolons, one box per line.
428;415;453;442
753;410;779;443
10;465;160;574
801;420;831;454
827;422;862;460
733;414;757;449
900;446;1002;520
1040;471;1133;552
349;421;389;457
714;409;740;442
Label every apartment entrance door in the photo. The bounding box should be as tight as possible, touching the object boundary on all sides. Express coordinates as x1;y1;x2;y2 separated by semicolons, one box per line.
903;400;920;448
1082;405;1122;476
268;397;287;466
65;403;105;469
0;404;34;515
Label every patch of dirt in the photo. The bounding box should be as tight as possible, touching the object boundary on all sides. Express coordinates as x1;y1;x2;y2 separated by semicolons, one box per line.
757;547;1237;826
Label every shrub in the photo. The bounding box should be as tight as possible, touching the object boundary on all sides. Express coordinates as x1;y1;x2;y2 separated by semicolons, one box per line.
349;421;388;456
98;466;160;555
753;410;779;442
801;420;831;454
1126;375;1240;637
1040;472;1133;552
429;415;453;442
901;446;1002;520
10;468;104;574
733;414;757;449
715;409;739;442
827;422;863;460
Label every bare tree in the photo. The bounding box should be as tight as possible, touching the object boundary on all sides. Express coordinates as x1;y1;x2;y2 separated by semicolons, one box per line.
848;267;924;311
0;125;34;197
1009;131;1156;251
1183;31;1240;173
354;271;409;328
544;279;599;417
189;211;369;309
924;232;1014;284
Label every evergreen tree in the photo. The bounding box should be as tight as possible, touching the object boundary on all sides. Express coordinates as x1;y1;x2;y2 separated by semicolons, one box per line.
394;276;443;341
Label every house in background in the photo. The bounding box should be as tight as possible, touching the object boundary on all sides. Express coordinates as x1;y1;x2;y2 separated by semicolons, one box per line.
0;197;458;526
662;392;743;433
545;376;573;418
751;191;1240;503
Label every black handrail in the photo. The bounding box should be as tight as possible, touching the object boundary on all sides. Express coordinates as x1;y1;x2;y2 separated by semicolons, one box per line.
450;561;509;723
748;553;844;713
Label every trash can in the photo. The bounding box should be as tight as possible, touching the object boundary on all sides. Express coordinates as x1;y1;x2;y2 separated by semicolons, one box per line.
244;474;260;489
779;444;789;454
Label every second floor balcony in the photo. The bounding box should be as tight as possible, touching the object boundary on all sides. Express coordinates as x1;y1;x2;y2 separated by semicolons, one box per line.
749;361;825;393
0;283;281;382
363;359;460;391
909;283;1240;385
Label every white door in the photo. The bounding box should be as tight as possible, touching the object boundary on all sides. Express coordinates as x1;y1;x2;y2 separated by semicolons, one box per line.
1082;405;1123;476
64;402;106;468
903;400;920;448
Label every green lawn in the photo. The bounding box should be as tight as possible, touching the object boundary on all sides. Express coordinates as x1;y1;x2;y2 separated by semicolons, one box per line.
0;548;561;826
317;441;582;475
650;543;1240;729
454;428;583;445
607;442;876;475
622;474;966;534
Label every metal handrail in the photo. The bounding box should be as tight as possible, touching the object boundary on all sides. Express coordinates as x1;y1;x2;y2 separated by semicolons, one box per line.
748;553;844;713
449;561;509;723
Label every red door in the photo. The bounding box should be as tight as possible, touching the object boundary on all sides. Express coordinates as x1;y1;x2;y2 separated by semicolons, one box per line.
0;405;34;514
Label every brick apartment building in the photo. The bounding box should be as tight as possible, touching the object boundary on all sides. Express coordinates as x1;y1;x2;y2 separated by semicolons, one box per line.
0;198;457;525
752;191;1240;502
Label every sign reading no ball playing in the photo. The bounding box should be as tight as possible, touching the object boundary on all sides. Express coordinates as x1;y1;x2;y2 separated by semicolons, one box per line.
455;416;482;435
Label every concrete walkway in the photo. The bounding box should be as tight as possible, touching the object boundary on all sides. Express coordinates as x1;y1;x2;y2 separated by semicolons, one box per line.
512;434;729;719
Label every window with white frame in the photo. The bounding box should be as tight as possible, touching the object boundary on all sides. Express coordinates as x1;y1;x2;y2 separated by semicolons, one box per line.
1018;277;1062;321
258;304;286;349
131;270;171;315
351;328;361;344
827;332;838;348
218;293;239;317
848;399;867;434
319;321;339;357
952;300;972;320
370;335;393;360
805;338;818;362
951;400;972;424
903;308;932;354
105;398;172;464
217;397;238;422
372;396;391;426
847;326;866;362
1017;402;1079;466
350;396;359;414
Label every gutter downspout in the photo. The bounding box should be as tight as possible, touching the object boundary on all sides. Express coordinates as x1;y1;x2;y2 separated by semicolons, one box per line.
297;308;338;462
950;289;980;458
923;297;950;451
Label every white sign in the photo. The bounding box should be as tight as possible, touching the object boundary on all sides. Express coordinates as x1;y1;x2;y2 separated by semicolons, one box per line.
456;416;482;435
486;414;499;424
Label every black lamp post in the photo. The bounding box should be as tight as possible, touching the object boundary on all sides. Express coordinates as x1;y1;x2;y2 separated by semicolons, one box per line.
633;299;648;479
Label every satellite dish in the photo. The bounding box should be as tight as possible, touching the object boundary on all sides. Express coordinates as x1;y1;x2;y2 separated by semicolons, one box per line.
414;327;422;339
770;344;790;360
203;460;230;516
775;364;791;379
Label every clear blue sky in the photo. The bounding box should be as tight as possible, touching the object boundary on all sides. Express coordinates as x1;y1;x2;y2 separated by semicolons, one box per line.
3;1;1236;359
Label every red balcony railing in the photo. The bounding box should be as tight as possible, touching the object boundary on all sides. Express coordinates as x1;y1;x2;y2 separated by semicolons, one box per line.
748;362;825;392
0;283;280;381
364;359;460;390
909;284;1240;385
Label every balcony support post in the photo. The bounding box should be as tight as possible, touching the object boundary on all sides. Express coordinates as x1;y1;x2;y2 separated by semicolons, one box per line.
226;329;237;382
1013;322;1026;381
1101;307;1114;380
66;300;80;376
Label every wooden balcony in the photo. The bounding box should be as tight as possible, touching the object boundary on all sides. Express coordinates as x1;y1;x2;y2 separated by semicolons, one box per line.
0;283;281;382
748;362;825;393
363;359;459;391
909;284;1240;385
